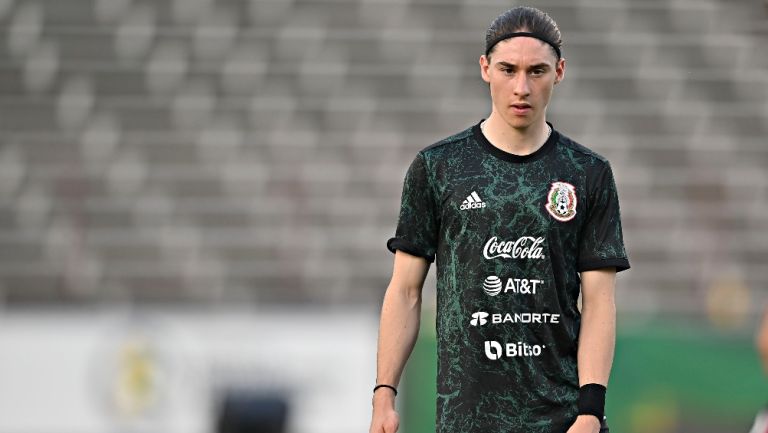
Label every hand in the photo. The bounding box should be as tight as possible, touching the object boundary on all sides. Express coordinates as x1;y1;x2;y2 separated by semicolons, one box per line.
565;415;601;433
369;391;400;433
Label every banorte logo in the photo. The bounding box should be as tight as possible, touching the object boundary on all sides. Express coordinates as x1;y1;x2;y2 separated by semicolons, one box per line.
470;312;489;326
483;236;545;260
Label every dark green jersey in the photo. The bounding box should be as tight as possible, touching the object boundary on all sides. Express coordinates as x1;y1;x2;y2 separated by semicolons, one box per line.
387;120;630;433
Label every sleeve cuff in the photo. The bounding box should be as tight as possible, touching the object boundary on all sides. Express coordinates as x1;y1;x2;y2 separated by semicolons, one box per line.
386;237;435;263
578;258;630;273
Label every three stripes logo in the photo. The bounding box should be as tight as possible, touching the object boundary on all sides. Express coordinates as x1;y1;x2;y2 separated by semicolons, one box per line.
460;191;487;210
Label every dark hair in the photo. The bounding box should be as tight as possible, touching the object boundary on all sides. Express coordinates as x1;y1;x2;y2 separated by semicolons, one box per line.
485;6;562;60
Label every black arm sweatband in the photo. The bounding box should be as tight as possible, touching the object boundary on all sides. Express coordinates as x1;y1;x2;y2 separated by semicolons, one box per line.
577;383;606;421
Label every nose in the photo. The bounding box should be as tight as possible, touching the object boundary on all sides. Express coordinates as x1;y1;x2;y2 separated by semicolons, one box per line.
513;74;531;97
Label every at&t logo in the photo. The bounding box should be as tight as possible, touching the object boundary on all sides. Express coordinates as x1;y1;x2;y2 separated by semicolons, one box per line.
482;275;543;296
483;276;502;296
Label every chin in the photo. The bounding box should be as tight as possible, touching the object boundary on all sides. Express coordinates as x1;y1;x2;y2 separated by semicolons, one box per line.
504;116;535;130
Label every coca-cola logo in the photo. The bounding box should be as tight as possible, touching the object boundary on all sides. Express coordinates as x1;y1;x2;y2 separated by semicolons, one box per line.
483;236;546;260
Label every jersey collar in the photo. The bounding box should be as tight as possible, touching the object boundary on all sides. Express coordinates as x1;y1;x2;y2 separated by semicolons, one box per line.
474;119;558;163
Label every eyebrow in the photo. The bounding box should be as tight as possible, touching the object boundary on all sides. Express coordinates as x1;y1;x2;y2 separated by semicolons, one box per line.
496;62;551;70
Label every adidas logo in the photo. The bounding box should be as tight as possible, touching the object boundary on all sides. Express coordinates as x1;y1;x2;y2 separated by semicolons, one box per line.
460;191;487;210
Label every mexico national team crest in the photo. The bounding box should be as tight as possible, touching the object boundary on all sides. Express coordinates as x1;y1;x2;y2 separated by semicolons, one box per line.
546;182;577;222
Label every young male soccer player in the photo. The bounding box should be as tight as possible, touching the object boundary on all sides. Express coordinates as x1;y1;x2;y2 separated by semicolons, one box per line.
749;306;768;433
370;6;629;433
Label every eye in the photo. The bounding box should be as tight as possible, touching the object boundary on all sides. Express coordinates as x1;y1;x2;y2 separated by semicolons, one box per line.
531;68;545;76
502;68;514;75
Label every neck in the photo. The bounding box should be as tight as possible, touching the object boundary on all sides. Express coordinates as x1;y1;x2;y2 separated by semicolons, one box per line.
482;114;551;156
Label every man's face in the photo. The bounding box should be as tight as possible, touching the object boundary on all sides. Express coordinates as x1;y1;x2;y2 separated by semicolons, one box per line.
480;37;565;130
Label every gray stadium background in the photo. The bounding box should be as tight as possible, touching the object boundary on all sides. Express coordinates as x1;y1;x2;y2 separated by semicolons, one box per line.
0;0;766;432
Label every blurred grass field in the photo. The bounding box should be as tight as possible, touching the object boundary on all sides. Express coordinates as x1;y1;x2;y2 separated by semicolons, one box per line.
401;312;767;433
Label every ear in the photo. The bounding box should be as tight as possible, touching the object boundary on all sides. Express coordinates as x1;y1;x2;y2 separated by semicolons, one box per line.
479;55;491;84
554;57;566;85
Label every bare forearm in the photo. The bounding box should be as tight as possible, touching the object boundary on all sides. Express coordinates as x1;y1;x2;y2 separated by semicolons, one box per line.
577;290;616;386
376;283;422;391
371;252;429;417
757;307;768;374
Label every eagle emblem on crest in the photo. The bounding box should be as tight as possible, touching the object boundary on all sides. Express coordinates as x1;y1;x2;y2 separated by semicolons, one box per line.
546;181;577;222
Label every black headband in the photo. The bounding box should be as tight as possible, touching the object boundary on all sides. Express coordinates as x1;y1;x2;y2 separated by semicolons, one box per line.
485;31;561;59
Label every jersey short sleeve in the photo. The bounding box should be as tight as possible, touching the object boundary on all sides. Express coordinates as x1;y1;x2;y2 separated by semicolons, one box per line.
387;152;439;262
578;161;630;272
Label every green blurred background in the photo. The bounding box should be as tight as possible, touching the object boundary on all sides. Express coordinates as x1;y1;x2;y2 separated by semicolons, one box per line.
402;311;767;433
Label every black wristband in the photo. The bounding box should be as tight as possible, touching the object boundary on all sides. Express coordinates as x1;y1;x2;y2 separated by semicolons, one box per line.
577;383;606;421
373;384;398;396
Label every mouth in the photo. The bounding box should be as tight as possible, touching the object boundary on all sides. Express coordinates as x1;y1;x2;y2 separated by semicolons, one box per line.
510;103;532;115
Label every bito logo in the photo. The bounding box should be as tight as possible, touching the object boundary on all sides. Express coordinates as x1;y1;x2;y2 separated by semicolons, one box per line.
484;341;546;359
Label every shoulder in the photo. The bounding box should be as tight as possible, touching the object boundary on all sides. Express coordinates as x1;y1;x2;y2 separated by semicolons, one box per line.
553;130;616;185
416;124;475;163
555;130;611;167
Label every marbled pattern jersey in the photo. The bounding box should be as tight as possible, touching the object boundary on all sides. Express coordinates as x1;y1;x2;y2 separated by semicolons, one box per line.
387;120;630;433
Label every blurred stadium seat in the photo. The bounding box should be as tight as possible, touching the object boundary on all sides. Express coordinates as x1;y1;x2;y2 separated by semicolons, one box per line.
0;0;765;314
0;1;767;433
